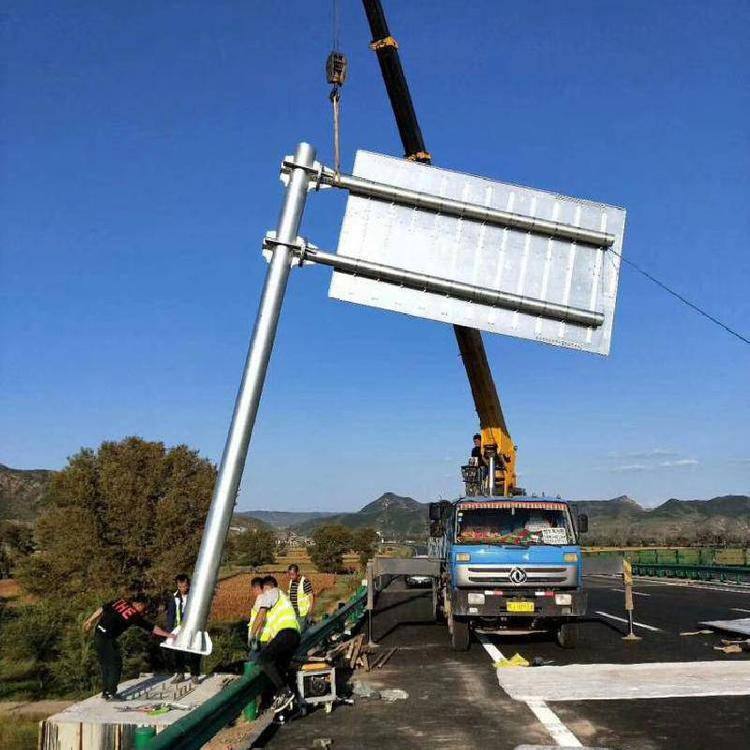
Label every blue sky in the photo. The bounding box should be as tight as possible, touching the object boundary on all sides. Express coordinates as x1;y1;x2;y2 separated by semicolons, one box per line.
2;1;748;510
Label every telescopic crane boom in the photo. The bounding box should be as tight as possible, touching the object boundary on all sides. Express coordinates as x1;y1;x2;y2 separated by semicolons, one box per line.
362;0;517;496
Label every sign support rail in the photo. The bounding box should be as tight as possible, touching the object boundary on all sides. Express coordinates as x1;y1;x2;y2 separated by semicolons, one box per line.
282;158;616;249
264;237;605;328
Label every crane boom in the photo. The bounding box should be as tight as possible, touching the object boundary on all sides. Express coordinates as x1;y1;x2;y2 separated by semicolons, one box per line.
361;0;517;496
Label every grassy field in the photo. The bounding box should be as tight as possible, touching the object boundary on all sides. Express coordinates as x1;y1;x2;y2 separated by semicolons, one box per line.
218;549;361;581
211;546;364;624
210;571;340;622
0;713;45;750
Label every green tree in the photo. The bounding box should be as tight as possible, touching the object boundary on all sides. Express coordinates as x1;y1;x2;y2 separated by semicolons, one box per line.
228;527;276;568
351;527;379;568
0;521;35;576
310;524;353;573
18;437;216;598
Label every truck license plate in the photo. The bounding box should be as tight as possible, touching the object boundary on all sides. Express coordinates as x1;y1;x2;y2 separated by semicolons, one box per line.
507;601;534;613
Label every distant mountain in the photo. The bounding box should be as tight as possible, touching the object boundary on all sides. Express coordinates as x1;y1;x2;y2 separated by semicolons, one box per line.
293;492;429;539
235;510;338;529
574;494;750;545
2;459;748;546
0;464;54;522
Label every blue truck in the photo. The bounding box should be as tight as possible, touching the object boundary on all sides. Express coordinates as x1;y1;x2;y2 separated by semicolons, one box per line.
429;495;588;650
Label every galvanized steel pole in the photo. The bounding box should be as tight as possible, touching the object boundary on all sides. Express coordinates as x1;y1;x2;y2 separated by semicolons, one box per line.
164;142;316;655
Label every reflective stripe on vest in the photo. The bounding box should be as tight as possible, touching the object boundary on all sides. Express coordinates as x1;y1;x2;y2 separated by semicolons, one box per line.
249;602;272;643
289;576;312;618
265;591;300;640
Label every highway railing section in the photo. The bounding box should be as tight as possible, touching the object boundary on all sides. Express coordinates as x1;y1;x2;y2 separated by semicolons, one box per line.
145;585;367;750
584;548;750;584
631;563;750;585
584;547;750;566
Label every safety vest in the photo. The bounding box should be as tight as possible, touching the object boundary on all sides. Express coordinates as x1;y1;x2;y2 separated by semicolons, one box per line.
248;600;272;643
289;576;312;618
264;591;300;640
173;593;186;627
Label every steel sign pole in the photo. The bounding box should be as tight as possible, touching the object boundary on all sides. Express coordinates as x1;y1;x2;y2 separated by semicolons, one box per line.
164;142;317;655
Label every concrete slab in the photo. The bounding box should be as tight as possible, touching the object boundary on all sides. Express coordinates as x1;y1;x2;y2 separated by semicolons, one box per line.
700;617;750;636
40;674;238;750
496;661;750;702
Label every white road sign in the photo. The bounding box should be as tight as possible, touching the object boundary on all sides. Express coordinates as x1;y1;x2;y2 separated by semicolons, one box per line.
328;151;626;355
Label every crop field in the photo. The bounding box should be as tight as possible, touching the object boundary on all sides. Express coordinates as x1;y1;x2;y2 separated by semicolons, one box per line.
0;579;21;599
209;571;341;622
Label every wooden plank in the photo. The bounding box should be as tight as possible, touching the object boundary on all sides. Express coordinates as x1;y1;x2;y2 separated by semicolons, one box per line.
376;648;397;669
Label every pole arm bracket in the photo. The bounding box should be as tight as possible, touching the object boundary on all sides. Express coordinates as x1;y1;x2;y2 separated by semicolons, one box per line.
262;233;318;267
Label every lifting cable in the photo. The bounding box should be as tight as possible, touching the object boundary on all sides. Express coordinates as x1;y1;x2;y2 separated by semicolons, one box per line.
607;247;750;346
326;0;347;179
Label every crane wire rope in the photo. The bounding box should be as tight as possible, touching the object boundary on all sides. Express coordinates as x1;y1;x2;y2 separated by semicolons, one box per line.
606;247;750;346
326;0;347;179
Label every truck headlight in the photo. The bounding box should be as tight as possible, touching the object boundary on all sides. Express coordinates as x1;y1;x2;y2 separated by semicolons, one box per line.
456;553;471;562
555;594;572;606
563;553;578;563
467;593;485;605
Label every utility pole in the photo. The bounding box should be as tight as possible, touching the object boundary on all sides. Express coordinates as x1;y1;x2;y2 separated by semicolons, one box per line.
164;143;317;655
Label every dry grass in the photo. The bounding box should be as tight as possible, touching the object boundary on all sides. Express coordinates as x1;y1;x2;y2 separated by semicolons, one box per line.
209;571;340;623
0;713;47;750
0;580;20;599
0;579;35;606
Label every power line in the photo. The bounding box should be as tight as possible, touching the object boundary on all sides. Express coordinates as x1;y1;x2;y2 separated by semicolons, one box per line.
610;248;750;346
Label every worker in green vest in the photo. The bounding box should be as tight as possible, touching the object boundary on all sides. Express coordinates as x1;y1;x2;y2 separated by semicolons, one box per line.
247;576;272;661
286;564;315;631
249;575;300;713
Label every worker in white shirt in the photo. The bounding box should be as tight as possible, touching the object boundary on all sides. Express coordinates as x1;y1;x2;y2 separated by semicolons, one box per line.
286;564;315;630
249;576;301;713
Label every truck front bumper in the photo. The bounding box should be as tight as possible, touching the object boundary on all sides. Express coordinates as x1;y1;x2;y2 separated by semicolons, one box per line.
452;589;587;619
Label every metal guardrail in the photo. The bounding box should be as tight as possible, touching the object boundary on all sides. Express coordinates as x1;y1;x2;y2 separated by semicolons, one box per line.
585;547;750;567
633;563;750;584
145;585;367;750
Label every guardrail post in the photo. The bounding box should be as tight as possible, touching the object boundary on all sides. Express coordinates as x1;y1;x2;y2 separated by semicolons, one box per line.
366;559;376;646
622;559;641;642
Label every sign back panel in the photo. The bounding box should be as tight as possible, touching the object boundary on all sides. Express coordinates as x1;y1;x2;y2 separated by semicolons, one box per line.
328;151;626;355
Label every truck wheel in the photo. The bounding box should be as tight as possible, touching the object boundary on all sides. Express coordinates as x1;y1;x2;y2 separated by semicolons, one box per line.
450;617;471;651
556;622;579;649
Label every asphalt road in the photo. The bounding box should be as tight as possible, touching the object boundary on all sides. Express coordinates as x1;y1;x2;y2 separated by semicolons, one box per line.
259;575;750;749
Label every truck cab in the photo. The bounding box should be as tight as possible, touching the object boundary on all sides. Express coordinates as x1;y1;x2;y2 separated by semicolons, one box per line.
430;496;588;650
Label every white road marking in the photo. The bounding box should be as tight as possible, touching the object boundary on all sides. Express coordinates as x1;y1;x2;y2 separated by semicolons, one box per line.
496;660;750;701
477;633;582;748
699;617;750;636
595;610;662;631
477;633;505;664
731;608;750;614
587;574;750;596
525;699;583;747
611;588;652;596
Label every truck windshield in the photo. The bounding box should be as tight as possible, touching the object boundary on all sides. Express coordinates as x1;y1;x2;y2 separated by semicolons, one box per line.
456;505;574;546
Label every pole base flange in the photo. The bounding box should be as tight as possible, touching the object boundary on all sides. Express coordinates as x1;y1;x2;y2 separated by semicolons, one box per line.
160;625;213;656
